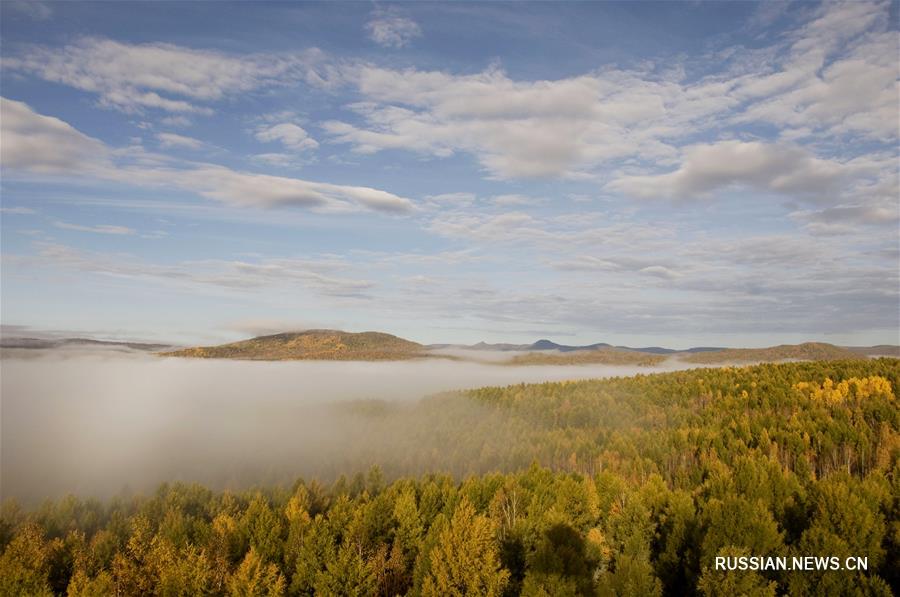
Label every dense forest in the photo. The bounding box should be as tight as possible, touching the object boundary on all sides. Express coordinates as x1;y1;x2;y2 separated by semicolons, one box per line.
2;359;898;595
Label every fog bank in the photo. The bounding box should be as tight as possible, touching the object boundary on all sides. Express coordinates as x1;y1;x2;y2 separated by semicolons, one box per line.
2;350;698;503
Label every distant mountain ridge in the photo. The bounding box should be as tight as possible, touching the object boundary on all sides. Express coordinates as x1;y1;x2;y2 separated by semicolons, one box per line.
431;339;725;354
847;345;900;357
4;329;897;364
159;330;897;364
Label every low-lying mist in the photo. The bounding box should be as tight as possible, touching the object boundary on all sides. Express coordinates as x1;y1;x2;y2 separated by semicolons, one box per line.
2;348;697;504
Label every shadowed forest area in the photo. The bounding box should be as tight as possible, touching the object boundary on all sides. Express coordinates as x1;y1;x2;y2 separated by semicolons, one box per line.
1;358;899;595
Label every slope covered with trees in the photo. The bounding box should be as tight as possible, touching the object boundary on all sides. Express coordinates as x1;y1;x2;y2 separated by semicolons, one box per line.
681;342;861;364
506;349;665;366
2;359;898;595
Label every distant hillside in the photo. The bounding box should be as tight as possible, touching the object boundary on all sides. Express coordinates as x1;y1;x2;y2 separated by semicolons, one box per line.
530;339;614;352
847;345;900;357
162;330;425;361
438;339;725;354
507;348;666;366
681;342;862;364
633;345;725;355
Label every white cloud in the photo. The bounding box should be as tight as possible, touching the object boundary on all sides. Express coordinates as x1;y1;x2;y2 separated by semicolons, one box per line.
254;123;318;152
251;153;304;168
491;194;541;206
802;204;898;226
428;211;553;243
6;1;53;20
424;192;477;208
731;2;897;141
3;38;325;114
167;166;413;213
141;230;170;240
160;115;192;127
53;221;136;235
639;265;683;280
156;132;203;149
609;140;846;202
427;207;674;248
791;203;899;236
0;207;37;215
0;97;109;174
551;255;682;280
366;12;422;48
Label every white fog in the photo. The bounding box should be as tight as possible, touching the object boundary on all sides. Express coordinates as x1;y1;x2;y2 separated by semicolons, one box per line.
1;349;702;503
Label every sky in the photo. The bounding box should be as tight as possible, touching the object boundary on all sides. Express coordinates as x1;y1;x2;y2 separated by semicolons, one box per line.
0;0;898;348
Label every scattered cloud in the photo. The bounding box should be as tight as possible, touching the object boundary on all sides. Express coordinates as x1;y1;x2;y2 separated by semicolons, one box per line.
3;38;327;114
366;10;422;48
639;265;683;280
6;0;53;20
160;115;192;128
0;97;109;174
801;204;898;226
428;211;552;243
254;122;318;152
609;141;847;202
426;208;672;248
251;153;307;168
2;97;413;214
163;165;414;212
53;221;136;235
733;1;897;141
323;1;896;186
551;255;682;280
325;67;664;178
491;194;542;207
424;192;476;208
140;230;170;240
790;202;899;236
21;243;375;298
156;132;203;149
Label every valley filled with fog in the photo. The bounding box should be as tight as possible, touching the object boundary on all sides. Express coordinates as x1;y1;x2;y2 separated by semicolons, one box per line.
1;349;703;503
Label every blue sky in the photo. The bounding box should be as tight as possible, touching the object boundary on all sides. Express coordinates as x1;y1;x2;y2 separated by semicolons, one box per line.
1;0;898;348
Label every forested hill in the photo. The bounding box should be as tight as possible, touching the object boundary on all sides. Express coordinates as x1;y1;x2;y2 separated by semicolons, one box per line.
161;330;425;361
681;341;862;364
505;348;666;366
2;358;898;595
